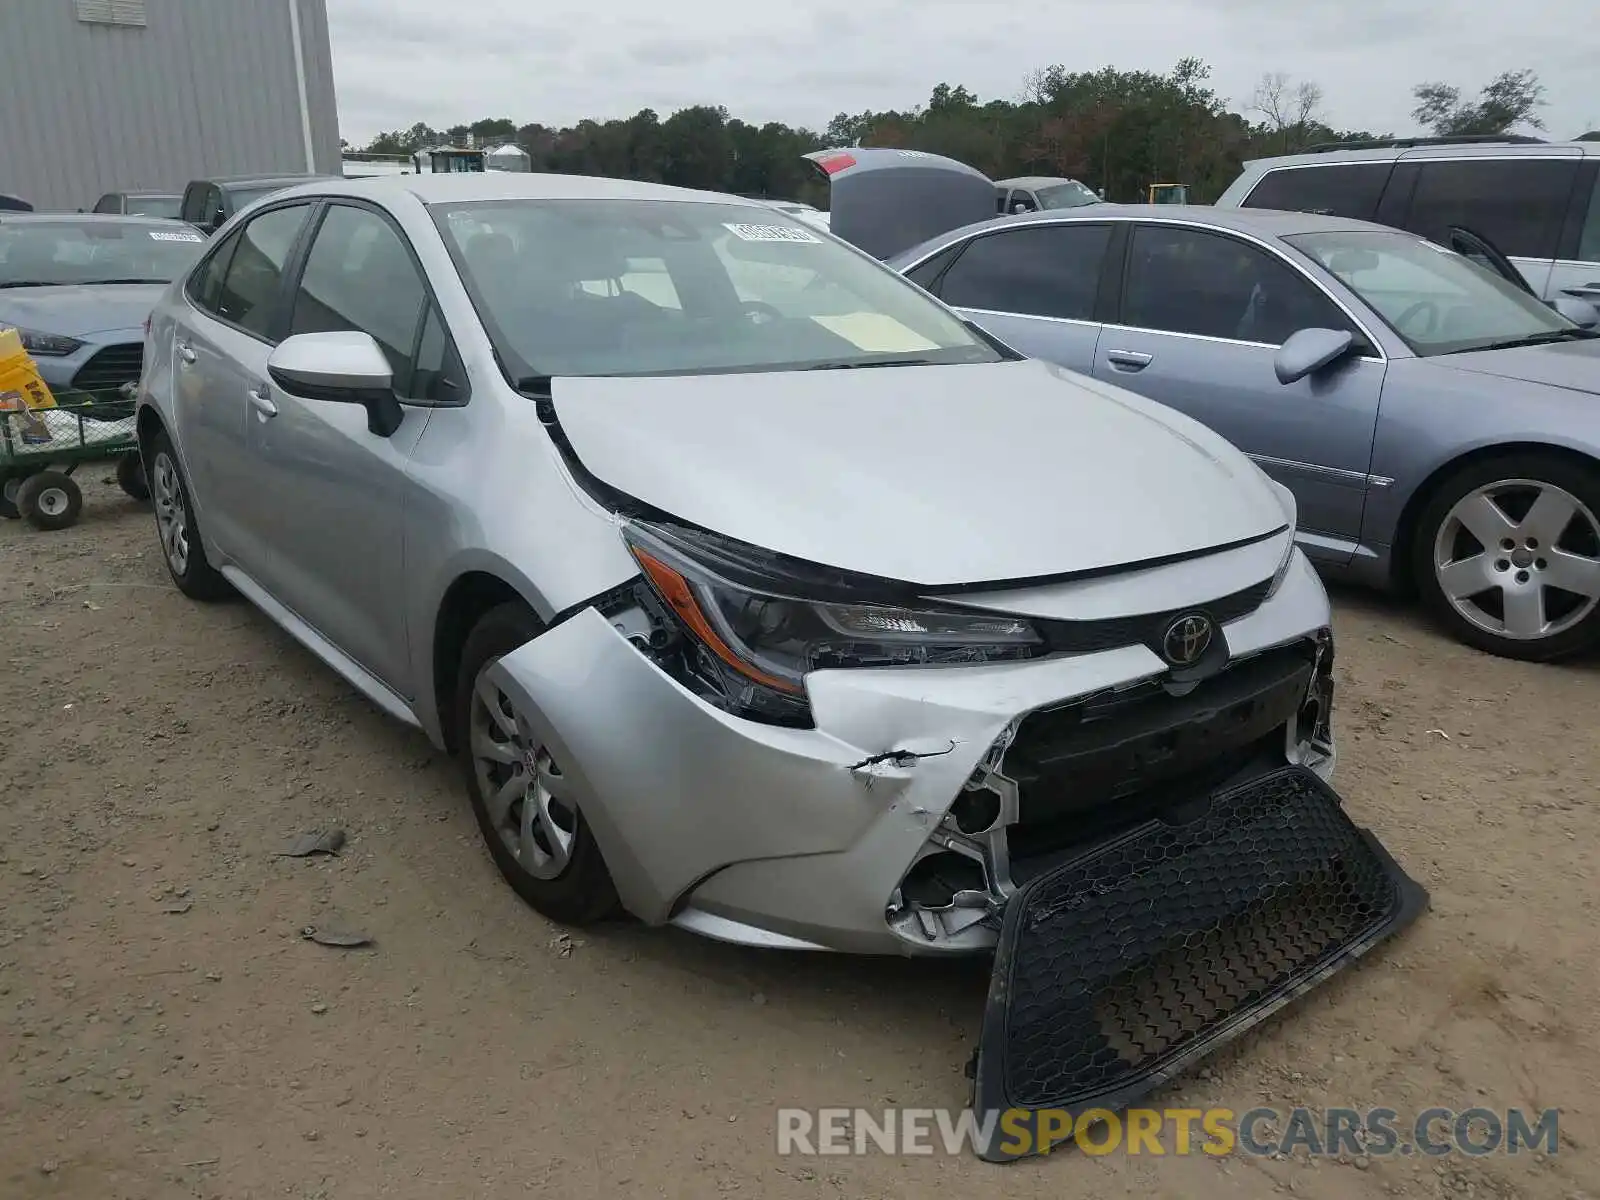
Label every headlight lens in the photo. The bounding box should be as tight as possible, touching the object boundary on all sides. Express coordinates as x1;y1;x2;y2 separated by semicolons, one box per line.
623;522;1043;721
16;327;83;357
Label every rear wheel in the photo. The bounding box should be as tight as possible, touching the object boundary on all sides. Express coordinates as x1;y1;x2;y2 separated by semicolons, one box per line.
1413;452;1600;661
17;471;82;531
149;431;231;600
0;474;21;520
454;602;620;925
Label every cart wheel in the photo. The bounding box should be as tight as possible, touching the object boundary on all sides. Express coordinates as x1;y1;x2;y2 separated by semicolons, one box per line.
0;475;21;521
116;453;150;501
17;471;84;531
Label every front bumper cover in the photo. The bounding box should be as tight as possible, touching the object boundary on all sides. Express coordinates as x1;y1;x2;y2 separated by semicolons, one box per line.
970;764;1427;1162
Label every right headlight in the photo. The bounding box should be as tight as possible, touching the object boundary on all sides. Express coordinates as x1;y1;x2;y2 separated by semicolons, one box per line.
15;327;83;357
1258;472;1299;600
622;521;1045;725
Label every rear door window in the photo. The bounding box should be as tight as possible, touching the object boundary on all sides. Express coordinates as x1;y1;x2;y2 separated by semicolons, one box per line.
1403;159;1580;260
214;204;311;339
1242;163;1392;220
1577;175;1600;264
935;223;1112;320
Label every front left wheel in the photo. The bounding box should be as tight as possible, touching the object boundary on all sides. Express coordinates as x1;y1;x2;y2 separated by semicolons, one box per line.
454;601;621;925
148;431;231;601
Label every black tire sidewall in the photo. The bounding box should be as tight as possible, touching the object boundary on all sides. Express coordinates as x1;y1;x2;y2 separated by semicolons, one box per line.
454;602;620;925
17;471;82;531
149;432;230;600
1412;452;1600;662
117;452;150;501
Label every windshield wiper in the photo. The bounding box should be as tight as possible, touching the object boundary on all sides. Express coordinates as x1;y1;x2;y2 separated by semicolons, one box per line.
83;277;169;285
1461;328;1600;352
0;280;59;289
804;357;939;370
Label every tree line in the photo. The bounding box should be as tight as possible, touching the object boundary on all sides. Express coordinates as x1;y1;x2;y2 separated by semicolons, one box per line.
352;63;1562;204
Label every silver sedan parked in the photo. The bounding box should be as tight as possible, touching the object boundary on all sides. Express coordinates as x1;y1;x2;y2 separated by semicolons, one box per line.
820;149;1600;661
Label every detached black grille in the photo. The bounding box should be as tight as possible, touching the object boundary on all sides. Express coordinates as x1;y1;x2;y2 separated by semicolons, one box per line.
970;766;1427;1160
1032;577;1271;656
70;343;143;396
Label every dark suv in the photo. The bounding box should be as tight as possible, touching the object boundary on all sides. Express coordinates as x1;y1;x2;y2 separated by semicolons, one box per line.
1215;136;1600;307
179;174;332;235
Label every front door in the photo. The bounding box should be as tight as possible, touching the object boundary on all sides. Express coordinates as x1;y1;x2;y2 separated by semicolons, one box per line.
1092;222;1386;560
929;221;1114;373
245;201;447;695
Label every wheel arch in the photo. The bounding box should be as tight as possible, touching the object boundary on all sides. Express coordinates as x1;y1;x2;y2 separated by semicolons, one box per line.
430;570;541;754
135;403;166;462
1390;440;1600;593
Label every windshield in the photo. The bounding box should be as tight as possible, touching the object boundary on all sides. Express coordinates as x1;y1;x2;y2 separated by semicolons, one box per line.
431;198;1002;378
0;220;205;286
1287;229;1580;355
125;195;182;219
1036;182;1101;209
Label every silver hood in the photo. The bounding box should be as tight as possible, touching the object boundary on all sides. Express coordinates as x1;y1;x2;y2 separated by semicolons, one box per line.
0;283;166;336
1432;338;1600;396
551;359;1288;587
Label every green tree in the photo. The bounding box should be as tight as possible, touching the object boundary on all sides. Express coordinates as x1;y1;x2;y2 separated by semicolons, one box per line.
1412;69;1546;136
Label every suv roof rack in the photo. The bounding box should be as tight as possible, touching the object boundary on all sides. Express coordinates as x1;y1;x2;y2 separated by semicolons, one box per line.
1299;134;1547;154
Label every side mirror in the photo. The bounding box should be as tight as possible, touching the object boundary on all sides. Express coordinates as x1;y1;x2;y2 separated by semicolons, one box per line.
266;331;403;437
1274;327;1356;386
1550;296;1600;329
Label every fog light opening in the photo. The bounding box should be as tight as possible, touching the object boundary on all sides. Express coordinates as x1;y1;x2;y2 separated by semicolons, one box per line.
950;786;1004;835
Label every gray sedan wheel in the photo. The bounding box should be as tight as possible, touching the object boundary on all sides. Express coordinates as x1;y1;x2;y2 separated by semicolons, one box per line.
1416;455;1600;662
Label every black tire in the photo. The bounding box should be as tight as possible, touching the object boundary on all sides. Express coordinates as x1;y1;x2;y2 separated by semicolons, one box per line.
455;601;620;925
0;474;20;520
17;471;83;531
147;430;232;601
116;451;150;501
1412;451;1600;662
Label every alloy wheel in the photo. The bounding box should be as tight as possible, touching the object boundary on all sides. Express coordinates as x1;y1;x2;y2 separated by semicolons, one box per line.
469;665;576;880
1433;477;1600;642
152;451;190;575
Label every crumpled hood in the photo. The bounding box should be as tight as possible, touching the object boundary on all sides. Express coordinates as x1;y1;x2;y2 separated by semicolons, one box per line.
0;283;166;336
1433;338;1600;396
551;359;1288;586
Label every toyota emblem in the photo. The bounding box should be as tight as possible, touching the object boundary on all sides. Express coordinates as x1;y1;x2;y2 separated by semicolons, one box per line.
1161;613;1214;667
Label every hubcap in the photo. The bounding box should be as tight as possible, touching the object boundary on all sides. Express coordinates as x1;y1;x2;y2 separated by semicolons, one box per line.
36;487;69;517
469;665;576;880
152;452;189;574
1434;478;1600;642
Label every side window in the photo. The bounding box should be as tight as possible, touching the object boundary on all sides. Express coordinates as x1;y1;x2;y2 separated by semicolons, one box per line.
179;186;202;224
1577;177;1600;264
1242;163;1392;220
410;306;468;404
214;204;310;339
1121;224;1354;346
289;204;428;395
1008;189;1039;214
186;229;241;314
936;224;1112;321
903;242;963;291
92;194;118;214
1405;159;1579;261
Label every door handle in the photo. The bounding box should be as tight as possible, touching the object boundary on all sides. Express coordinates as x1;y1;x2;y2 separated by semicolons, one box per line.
1561;283;1600;299
1104;349;1153;372
247;387;278;418
176;344;196;365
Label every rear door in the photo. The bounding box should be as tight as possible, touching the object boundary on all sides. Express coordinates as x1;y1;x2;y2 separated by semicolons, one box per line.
920;221;1115;372
172;202;315;573
1091;221;1386;558
1393;155;1582;297
1549;161;1600;309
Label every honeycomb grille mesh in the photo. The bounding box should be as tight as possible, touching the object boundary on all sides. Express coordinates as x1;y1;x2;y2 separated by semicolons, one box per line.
997;767;1404;1110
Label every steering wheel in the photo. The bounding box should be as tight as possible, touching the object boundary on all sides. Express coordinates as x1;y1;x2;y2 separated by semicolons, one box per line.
741;301;784;326
1393;299;1440;336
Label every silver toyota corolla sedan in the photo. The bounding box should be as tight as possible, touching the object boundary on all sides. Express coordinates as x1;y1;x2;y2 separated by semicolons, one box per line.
134;172;1423;1147
809;148;1600;663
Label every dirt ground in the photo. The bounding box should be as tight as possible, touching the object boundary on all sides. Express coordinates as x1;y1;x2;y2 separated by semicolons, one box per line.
2;474;1597;1200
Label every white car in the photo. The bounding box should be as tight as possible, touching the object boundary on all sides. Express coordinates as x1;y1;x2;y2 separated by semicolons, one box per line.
134;170;1424;1155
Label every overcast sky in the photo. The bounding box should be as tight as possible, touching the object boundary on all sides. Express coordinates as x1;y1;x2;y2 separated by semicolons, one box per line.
326;0;1594;147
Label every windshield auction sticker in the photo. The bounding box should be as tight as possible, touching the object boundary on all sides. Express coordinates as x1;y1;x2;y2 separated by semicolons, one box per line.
723;223;821;244
148;230;204;242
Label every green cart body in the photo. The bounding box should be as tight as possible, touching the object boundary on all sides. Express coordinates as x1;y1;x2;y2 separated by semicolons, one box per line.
0;389;146;530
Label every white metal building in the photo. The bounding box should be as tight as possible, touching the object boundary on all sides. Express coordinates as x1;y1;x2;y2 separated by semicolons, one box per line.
0;0;342;211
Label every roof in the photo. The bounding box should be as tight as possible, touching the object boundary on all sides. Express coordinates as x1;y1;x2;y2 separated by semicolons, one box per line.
263;171;767;208
0;212;196;227
116;188;181;197
888;203;1398;267
206;173;334;190
994;176;1086;189
1240;138;1600;172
